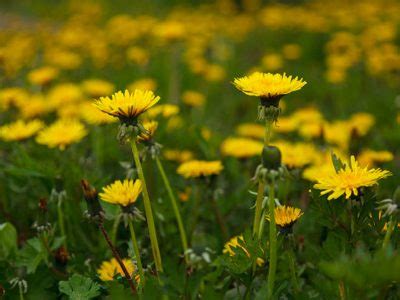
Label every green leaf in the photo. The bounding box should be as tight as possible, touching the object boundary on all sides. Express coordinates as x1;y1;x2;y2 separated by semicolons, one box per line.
59;274;101;300
331;152;345;173
17;238;47;274
0;222;17;259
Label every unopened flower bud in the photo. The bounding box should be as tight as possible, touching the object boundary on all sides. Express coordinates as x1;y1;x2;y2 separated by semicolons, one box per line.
261;145;281;170
81;179;104;221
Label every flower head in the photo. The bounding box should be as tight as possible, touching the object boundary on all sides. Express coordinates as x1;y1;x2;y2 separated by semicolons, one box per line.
94;89;160;123
314;156;391;200
0;119;44;141
82;79;115;97
223;235;264;266
99;179;142;207
267;205;303;229
177;160;223;178
182;90;206;107
97;258;136;282
220;137;263;158
137;120;158;143
233;72;306;99
27;66;58;86
36;119;87;150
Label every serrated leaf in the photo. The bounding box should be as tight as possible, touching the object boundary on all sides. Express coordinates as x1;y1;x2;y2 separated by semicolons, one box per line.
59;274;101;300
331;152;345;173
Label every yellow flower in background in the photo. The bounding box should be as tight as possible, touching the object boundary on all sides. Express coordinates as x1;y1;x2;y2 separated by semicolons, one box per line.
314;156;391;200
303;163;336;182
97;258;137;282
282;44;302;60
94;89;160;122
99;179;142;207
79;102;117;125
348;112;375;136
0;87;29;110
261;53;283;71
16;94;52;119
233;72;306;99
273;141;319;168
221;137;263;158
236;123;264;139
274;116;299;133
267;206;303;228
223;235;264;266
177;160;223;178
0;119;44;141
357;150;393;167
164;149;194;163
27;66;58;86
182;90;206;107
146;104;179;119
127;78;157;92
126;46;150;66
137;120;158;142
48;83;83;109
36;119;87;150
81;79;115;97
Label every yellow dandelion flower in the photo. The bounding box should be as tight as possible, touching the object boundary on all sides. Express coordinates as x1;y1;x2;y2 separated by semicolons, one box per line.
80;102;117;125
282;44;302;60
220;137;263;158
99;179;142;207
273;141;319;168
81;79;115;97
94;89;160;122
182;90;206;107
314;156;391;200
233;72;306;99
97;258;137;282
146;104;179;119
177;160;223;178
127;78;157;92
348;112;375;136
357;150;393;167
27;66;58;86
36;119;87;150
0;87;29;110
0;119;44;141
137;120;158;143
164;149;194;163
267;205;303;228
16;94;52;119
261;53;283;71
236;123;265;139
223;235;264;266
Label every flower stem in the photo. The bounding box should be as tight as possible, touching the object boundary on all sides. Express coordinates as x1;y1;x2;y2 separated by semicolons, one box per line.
57;198;67;251
128;220;145;286
111;213;122;245
210;196;229;241
267;178;277;299
19;283;24;300
130;140;163;273
155;156;189;264
98;222;136;294
253;181;265;237
287;248;300;293
382;217;395;250
264;119;273;146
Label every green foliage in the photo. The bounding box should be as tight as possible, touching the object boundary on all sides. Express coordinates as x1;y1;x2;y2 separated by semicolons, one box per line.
0;222;17;259
59;274;101;300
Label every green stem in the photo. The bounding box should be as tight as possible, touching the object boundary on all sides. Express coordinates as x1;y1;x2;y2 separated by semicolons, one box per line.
128;220;145;287
111;213;122;245
382;217;395;250
189;184;202;243
264;119;273;146
267;178;277;299
130;140;163;274
57;198;67;250
287;248;299;293
155;156;189;263
19;283;24;300
253;181;265;237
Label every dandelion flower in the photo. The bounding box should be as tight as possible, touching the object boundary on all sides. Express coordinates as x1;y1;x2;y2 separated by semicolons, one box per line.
164;149;194;163
220;137;263;158
137;120;158;143
81;79;115;97
0;119;44;141
177;160;223;178
182;90;206;107
314;156;391;200
36;119;87;150
27;66;58;86
99;179;142;207
236;123;265;139
267;205;303;229
357;149;393;167
223;235;264;266
146;104;179;119
97;258;137;282
233;72;306;99
94;89;160;123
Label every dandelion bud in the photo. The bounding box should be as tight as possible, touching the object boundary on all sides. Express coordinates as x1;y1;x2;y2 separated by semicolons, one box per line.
261;145;281;170
81;179;104;221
